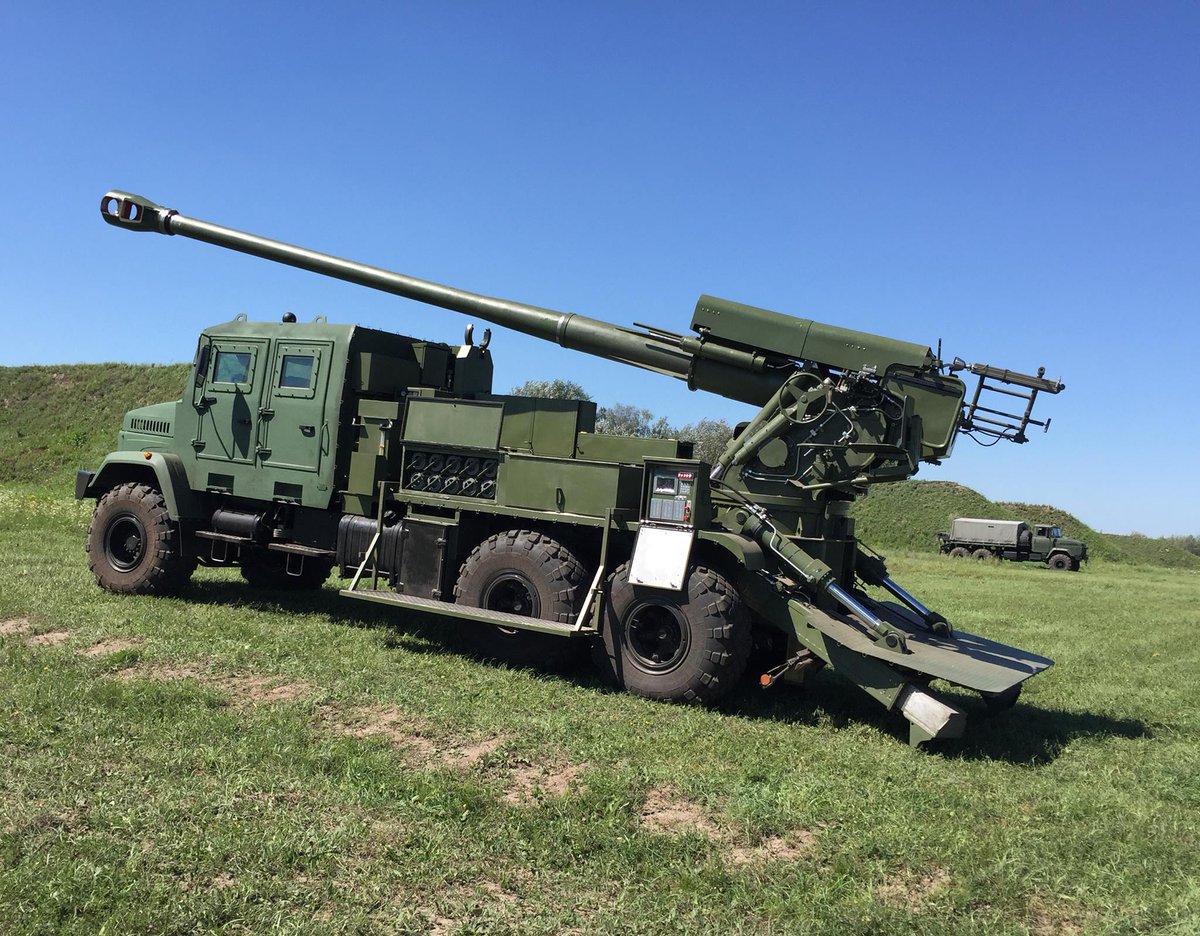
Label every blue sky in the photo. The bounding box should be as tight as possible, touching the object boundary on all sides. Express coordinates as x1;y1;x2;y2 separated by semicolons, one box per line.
2;3;1197;536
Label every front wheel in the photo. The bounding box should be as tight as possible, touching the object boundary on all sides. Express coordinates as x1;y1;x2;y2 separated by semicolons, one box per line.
593;564;751;706
1047;554;1072;571
86;482;194;595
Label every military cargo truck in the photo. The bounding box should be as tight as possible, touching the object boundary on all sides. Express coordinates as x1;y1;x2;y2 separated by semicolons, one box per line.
79;190;1068;745
937;517;1087;570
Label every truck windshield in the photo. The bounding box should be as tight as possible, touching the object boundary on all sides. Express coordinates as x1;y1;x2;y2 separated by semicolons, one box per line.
1049;527;1061;538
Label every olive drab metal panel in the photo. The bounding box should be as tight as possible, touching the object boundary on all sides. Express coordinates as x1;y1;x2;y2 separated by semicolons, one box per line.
260;340;333;478
192;338;269;468
403;398;504;450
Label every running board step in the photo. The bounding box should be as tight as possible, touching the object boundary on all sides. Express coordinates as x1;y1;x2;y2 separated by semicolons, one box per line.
340;589;591;637
194;531;334;559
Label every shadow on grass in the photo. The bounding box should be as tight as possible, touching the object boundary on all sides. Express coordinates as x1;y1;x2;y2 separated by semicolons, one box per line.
182;579;1149;766
723;671;1150;765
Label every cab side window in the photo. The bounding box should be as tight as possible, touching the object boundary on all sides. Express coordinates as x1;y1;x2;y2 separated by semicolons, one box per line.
280;355;314;389
214;351;251;384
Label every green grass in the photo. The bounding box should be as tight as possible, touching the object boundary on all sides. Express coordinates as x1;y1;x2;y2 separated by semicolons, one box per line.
3;362;1198;932
1105;533;1200;570
0;363;189;486
2;487;1199;935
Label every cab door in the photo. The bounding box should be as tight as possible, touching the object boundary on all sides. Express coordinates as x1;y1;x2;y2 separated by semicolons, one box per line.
259;341;332;480
193;339;269;465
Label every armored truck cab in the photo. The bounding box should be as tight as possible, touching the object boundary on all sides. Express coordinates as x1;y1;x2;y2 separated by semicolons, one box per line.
80;313;695;600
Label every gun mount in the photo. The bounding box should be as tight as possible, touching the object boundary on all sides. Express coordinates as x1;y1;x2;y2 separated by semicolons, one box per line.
82;190;1063;746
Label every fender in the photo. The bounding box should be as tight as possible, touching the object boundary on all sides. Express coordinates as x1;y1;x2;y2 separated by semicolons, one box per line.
76;452;201;520
696;529;766;572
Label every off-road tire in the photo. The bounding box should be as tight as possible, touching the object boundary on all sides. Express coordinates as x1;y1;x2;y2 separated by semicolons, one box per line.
972;548;992;561
948;547;971;559
1047;553;1072;571
454;530;588;669
593;563;751;706
240;550;334;589
86;482;195;595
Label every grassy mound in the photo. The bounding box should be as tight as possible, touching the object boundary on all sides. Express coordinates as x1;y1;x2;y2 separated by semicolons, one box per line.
849;480;1026;553
0;363;188;485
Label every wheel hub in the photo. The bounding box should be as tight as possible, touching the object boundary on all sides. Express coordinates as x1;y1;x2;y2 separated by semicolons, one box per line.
104;513;146;572
626;602;689;673
482;573;540;618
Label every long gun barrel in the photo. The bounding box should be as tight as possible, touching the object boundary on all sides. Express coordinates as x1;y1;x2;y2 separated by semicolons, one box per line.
101;190;1061;462
102;191;793;405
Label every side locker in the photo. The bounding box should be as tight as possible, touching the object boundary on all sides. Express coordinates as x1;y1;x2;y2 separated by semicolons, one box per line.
394;518;458;600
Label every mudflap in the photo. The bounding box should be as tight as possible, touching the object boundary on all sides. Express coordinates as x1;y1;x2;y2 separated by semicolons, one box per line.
761;586;1052;746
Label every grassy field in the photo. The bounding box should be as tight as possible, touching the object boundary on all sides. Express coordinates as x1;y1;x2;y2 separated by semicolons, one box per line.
2;483;1198;935
3;363;1198;933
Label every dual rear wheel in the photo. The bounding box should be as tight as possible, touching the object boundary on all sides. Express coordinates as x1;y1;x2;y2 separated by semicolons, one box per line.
593;562;752;705
454;530;588;669
453;530;751;704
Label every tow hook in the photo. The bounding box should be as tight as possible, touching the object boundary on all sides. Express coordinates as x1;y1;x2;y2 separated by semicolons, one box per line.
760;650;819;689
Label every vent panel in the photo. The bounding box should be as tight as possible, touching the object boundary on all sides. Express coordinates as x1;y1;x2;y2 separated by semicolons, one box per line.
130;417;172;435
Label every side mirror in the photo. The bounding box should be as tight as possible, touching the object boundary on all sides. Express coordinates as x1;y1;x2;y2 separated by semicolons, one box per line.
193;343;211;388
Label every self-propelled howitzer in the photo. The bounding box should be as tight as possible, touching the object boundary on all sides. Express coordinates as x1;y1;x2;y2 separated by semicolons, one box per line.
81;190;1063;745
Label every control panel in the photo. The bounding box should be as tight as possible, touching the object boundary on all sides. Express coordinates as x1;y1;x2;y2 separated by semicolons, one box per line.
642;460;709;528
632;459;709;589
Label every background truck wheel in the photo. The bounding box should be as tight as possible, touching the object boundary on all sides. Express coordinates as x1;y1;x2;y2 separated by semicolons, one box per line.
240;550;333;589
972;547;992;561
948;547;970;559
454;530;587;669
594;563;751;705
86;482;195;595
1048;553;1072;571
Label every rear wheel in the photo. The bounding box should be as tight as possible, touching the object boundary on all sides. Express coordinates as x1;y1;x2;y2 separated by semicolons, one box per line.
1047;553;1072;571
240;550;333;589
948;547;970;559
972;548;992;561
454;530;587;669
87;482;194;595
594;563;751;705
